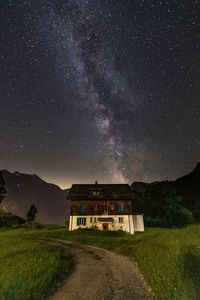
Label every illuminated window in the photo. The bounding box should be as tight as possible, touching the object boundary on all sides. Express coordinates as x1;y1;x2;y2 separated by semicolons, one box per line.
119;217;124;223
90;191;102;196
77;217;86;226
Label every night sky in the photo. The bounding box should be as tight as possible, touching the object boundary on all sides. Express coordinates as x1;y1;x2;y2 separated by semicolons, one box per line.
1;0;200;188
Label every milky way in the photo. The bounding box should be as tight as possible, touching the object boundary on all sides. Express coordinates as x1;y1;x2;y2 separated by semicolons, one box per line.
1;0;200;187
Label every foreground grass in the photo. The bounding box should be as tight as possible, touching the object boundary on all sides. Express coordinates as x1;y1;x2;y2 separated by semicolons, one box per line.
0;228;73;300
1;225;200;299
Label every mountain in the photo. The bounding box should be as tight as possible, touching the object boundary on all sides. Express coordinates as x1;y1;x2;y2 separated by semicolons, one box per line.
2;163;199;224
174;162;200;219
1;170;70;224
131;162;200;220
131;181;150;196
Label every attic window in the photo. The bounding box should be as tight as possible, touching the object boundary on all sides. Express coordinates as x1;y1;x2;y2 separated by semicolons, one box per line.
90;190;102;196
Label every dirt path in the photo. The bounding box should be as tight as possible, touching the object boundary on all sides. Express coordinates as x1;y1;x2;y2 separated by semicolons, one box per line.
44;239;154;300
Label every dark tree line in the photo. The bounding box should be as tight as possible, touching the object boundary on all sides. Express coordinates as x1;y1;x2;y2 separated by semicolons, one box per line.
138;182;195;227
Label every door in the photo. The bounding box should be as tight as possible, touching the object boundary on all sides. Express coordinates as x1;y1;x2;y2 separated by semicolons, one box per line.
102;223;109;230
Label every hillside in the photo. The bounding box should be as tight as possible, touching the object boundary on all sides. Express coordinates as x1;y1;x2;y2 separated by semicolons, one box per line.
1;170;70;224
174;162;200;215
131;162;200;220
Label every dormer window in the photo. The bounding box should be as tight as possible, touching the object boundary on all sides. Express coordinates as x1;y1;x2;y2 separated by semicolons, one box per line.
90;190;102;196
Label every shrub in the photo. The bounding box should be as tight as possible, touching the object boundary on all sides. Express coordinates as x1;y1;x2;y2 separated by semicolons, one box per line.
0;210;25;227
191;209;200;222
143;182;195;227
0;210;13;227
145;216;165;227
170;207;195;227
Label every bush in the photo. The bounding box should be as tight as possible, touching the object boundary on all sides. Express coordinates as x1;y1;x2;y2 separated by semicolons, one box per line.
143;182;195;228
145;216;165;227
145;208;195;228
191;209;200;222
170;207;195;227
0;210;25;228
32;222;44;229
0;210;13;227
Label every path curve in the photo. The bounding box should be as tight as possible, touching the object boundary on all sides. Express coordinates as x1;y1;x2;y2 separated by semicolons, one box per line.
43;239;154;300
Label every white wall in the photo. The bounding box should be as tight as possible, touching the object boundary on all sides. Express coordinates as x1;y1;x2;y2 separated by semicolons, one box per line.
69;215;135;234
133;215;144;232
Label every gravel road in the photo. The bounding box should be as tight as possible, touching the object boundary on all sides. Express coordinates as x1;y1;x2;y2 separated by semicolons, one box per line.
45;239;154;300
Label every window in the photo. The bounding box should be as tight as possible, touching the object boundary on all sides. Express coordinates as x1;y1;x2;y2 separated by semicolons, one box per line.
119;217;124;223
77;217;86;226
80;204;84;213
94;217;97;223
90;217;93;223
90;190;102;196
102;200;108;214
117;203;124;212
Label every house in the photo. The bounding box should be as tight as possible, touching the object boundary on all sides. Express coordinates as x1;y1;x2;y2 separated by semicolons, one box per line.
68;182;144;234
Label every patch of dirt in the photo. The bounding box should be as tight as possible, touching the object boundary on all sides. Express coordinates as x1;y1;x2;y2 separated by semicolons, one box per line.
43;239;154;300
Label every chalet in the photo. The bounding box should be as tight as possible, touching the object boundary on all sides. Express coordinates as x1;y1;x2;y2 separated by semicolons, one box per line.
68;182;144;234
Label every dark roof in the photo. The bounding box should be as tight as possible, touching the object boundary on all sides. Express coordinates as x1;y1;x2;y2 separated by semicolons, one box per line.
67;184;133;200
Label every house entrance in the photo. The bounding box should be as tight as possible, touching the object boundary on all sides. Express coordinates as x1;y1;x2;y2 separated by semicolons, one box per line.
102;223;109;230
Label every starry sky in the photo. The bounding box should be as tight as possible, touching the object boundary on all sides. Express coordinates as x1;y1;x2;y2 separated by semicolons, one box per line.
1;0;200;188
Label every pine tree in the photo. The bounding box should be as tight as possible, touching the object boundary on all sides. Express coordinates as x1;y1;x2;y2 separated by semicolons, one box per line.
26;204;38;223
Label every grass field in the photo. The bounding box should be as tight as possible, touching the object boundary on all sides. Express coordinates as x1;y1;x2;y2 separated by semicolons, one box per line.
0;227;73;300
1;225;200;300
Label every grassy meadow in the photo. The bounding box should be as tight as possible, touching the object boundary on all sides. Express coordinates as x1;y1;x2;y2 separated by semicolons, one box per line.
1;225;200;300
0;227;73;300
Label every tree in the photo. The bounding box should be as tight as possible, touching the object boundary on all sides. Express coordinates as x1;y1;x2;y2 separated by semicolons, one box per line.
26;204;38;223
144;182;195;227
0;171;6;205
171;207;195;227
0;210;13;227
163;184;181;227
163;184;195;227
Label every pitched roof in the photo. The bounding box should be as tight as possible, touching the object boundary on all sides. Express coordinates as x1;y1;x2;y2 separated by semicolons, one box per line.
67;183;132;200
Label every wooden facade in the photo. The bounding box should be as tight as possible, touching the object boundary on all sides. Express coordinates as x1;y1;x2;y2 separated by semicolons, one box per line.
71;199;132;215
68;183;144;234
